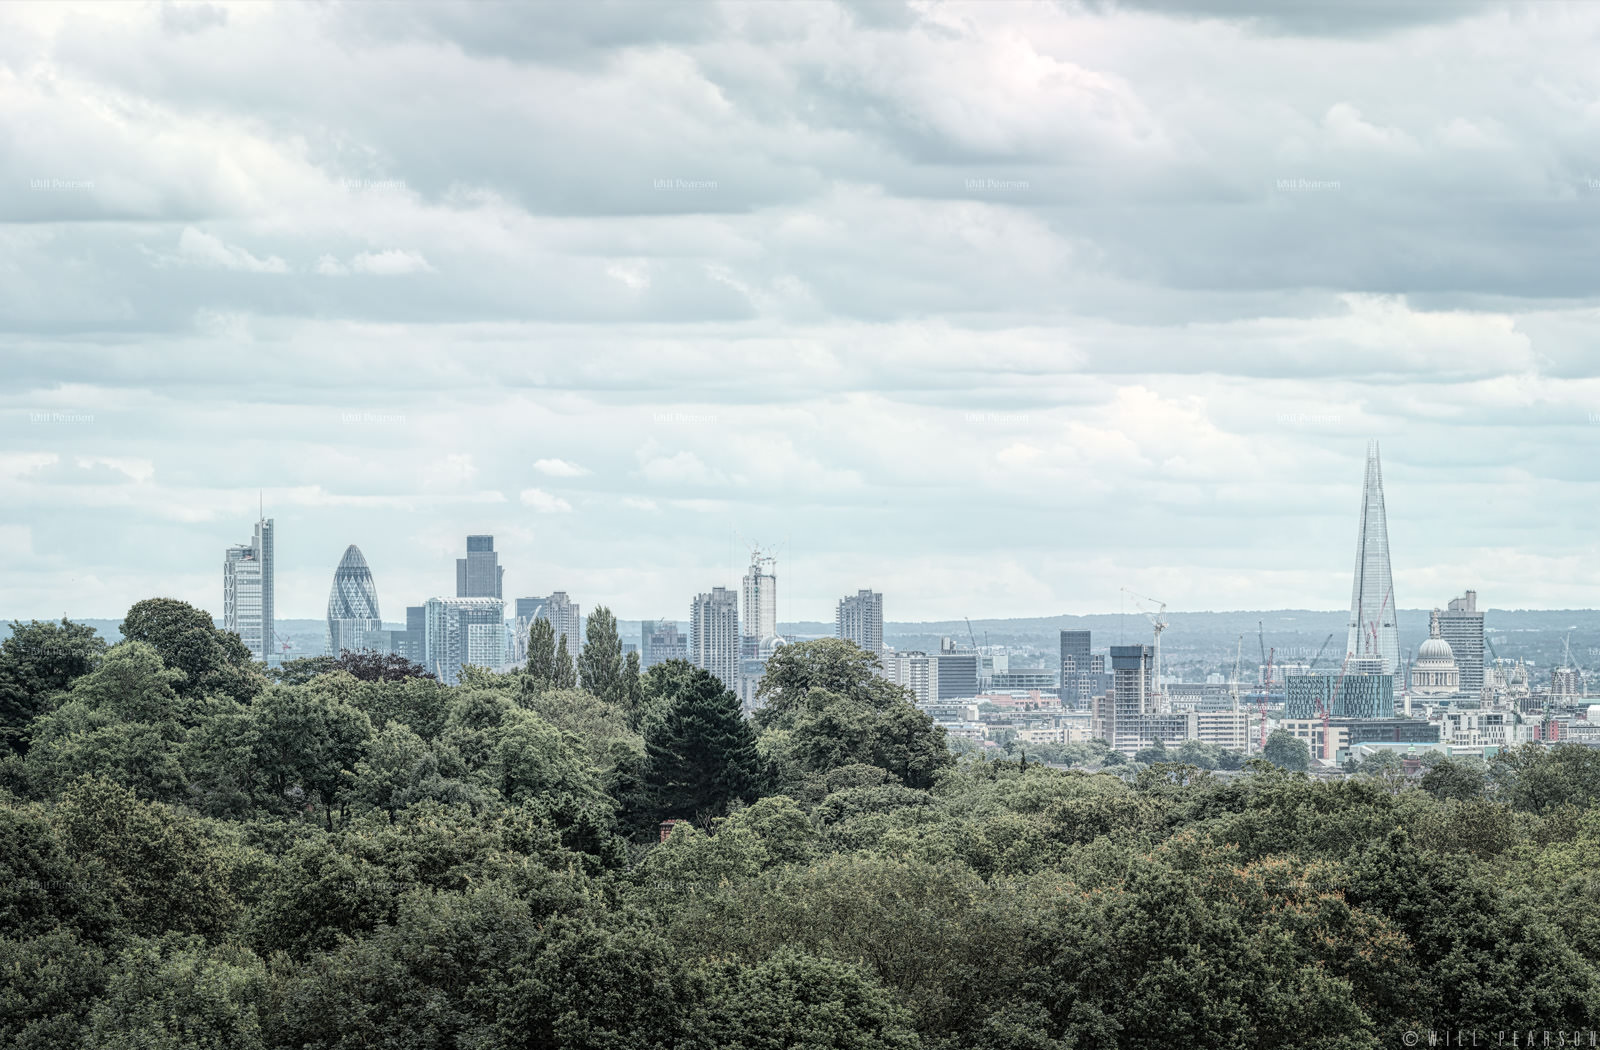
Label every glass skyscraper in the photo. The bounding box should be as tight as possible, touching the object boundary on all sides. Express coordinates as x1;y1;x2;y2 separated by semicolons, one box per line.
325;544;383;656
1346;441;1400;675
223;512;274;663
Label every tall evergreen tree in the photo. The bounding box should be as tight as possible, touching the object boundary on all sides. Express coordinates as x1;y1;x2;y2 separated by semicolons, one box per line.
553;634;577;690
642;661;762;824
525;618;557;686
620;650;643;721
578;606;623;703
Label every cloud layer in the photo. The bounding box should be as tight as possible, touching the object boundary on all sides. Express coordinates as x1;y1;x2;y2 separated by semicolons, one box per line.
2;0;1598;621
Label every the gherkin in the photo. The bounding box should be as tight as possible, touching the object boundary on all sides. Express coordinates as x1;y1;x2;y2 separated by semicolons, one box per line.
1345;441;1400;674
325;544;383;656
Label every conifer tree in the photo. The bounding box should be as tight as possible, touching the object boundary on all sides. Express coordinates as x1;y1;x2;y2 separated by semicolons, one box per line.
641;661;762;823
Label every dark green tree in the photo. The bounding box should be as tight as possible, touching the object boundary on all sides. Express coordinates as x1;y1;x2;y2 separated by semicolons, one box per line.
578;605;624;704
0;619;107;755
620;649;643;720
268;655;335;685
642;661;763;824
756;638;906;728
525;617;557;686
121;598;263;702
1263;728;1310;773
553;634;577;690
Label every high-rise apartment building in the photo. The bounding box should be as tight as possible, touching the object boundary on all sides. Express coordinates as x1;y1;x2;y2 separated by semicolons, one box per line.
456;535;504;599
325;544;384;656
1058;630;1110;709
1346;441;1400;675
537;591;583;652
423;596;507;685
1437;590;1484;696
222;512;274;663
690;587;741;695
836;590;884;657
641;619;689;669
741;549;778;652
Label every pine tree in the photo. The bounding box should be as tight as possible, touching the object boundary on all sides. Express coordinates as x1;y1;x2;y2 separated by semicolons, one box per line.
525;617;557;687
578;606;623;703
642;663;762;824
554;634;577;690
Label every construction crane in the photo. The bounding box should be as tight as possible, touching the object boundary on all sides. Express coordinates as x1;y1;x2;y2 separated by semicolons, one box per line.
1230;635;1243;712
1122;588;1168;704
1258;620;1274;752
1308;632;1336;671
964;617;979;651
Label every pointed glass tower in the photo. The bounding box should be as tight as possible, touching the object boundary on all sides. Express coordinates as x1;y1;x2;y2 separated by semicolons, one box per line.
326;544;383;656
1345;441;1400;674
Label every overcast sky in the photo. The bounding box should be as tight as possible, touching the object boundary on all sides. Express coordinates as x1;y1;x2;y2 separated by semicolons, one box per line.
3;0;1599;624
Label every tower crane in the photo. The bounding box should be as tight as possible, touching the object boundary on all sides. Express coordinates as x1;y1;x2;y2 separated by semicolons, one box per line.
1308;632;1336;671
1121;588;1168;704
964;617;979;651
1258;620;1274;752
1230;635;1243;713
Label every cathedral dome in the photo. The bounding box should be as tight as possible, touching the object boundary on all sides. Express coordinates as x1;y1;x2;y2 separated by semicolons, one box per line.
1417;636;1455;664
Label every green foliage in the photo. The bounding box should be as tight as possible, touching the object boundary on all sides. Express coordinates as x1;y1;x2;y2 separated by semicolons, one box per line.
121;597;264;702
553;634;578;690
0;618;107;755
1263;727;1311;772
13;609;1600;1050
577;605;624;705
524;617;557;687
641;661;763;825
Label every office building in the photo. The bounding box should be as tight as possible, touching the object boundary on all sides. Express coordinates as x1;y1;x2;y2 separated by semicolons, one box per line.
1437;590;1485;696
642;619;689;669
1059;630;1110;708
885;651;935;705
691;587;741;694
1281;716;1439;757
325;544;384;656
836;589;884;658
455;534;504;599
991;670;1057;691
933;650;979;702
1284;673;1396;719
222;512;274;663
741;548;778;654
394;605;426;665
423;596;507;685
1109;644;1155;752
1346;441;1400;674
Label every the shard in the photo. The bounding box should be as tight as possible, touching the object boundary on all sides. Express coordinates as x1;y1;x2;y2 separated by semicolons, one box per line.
1345;441;1399;674
326;544;383;656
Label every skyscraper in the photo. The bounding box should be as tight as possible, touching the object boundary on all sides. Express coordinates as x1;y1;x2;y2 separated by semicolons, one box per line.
538;591;583;653
222;511;274;663
741;548;778;652
423;596;507;684
836;590;884;657
690;587;741;694
1109;644;1154;753
1437;590;1485;696
456;535;504;599
1346;441;1400;675
325;544;383;656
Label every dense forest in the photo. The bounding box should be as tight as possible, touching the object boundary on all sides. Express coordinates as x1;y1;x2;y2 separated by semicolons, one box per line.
4;598;1600;1049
